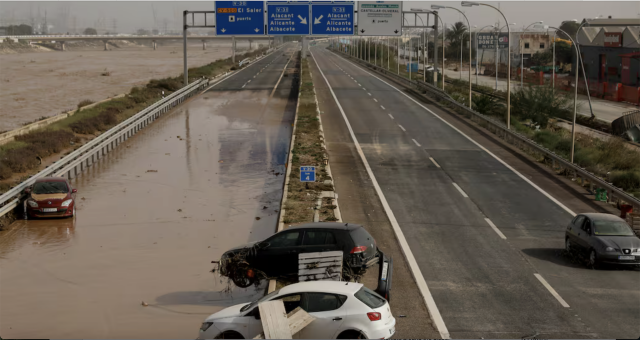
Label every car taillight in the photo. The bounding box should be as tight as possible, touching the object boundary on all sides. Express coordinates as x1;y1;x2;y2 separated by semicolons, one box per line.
351;246;367;254
367;312;381;321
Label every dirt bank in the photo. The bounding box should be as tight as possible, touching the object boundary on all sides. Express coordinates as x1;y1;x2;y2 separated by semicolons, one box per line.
0;40;254;132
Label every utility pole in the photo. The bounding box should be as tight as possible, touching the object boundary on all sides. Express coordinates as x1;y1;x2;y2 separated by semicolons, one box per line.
112;19;117;35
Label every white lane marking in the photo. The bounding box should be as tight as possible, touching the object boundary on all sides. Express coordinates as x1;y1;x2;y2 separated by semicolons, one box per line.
388;113;394;119
534;273;570;308
368;93;372;96
363;87;366;91
452;183;469;198
381;105;386;110
329;50;576;217
484;218;507;239
373;98;378;102
429;157;441;168
412;139;422;147
310;48;451;340
398;124;406;131
253;76;256;78
358;84;362;87
247;80;251;83
242;84;246;88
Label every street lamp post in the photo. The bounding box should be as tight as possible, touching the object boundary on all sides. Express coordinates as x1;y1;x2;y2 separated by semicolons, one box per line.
432;4;472;108
546;25;580;163
574;18;595;119
520;21;544;88
463;1;513;129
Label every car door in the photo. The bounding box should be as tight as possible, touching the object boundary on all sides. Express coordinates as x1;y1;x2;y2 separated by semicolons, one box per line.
567;215;584;246
576;217;594;252
256;230;303;276
299;293;347;339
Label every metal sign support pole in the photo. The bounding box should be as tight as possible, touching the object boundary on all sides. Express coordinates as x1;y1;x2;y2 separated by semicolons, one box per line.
183;11;188;86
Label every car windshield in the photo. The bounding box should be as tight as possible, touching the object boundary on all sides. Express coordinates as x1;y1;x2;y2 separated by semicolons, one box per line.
593;220;634;236
240;289;280;312
32;181;68;195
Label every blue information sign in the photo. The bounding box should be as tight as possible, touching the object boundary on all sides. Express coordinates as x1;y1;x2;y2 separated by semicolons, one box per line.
311;2;354;35
267;2;310;35
215;1;265;35
300;166;316;182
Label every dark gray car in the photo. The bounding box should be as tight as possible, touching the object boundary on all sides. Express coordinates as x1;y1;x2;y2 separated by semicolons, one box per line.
565;213;640;267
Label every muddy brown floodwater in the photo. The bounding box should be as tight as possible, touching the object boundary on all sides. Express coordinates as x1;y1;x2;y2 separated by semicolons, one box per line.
0;74;295;338
0;41;254;132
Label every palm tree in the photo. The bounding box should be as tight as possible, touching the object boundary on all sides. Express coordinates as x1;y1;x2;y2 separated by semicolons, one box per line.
445;21;468;62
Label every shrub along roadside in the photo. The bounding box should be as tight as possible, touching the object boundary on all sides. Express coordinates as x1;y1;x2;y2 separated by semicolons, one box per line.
0;47;269;185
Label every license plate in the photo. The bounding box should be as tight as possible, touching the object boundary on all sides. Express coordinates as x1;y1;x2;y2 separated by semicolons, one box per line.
389;326;395;335
618;255;635;260
381;262;388;281
42;208;57;212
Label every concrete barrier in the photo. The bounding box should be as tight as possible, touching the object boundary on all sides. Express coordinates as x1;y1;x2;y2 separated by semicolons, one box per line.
0;94;126;146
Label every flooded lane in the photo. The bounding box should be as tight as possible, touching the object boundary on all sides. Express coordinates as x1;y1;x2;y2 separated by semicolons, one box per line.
0;49;298;338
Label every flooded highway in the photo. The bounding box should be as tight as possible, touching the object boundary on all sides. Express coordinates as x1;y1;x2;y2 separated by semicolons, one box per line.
0;46;298;338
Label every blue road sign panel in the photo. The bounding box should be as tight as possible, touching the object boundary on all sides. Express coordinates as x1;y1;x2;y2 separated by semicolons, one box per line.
300;166;316;182
311;2;354;35
267;2;310;35
215;1;265;35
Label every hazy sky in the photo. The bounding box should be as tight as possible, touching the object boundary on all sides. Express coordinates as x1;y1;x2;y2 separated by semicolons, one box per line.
1;1;638;34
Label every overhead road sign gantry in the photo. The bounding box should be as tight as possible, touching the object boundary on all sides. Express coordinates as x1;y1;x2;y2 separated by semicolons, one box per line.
215;1;265;35
357;1;402;36
267;1;311;35
311;2;355;35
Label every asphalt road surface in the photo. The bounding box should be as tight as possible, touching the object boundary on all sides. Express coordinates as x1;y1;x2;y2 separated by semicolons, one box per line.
310;45;640;339
0;44;298;338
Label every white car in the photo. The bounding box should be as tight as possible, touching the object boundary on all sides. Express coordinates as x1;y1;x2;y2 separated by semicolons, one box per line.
198;281;396;339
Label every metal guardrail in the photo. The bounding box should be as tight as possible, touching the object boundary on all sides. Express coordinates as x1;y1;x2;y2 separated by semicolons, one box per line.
0;44;288;219
330;49;640;211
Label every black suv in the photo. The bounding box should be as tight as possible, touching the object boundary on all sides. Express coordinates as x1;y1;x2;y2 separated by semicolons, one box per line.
217;223;381;285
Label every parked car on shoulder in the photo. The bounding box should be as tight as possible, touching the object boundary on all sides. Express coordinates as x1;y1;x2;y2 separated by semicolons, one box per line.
565;213;640;267
24;177;77;219
198;281;396;339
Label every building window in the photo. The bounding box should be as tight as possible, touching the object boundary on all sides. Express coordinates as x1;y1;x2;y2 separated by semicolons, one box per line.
540;43;545;49
524;42;530;49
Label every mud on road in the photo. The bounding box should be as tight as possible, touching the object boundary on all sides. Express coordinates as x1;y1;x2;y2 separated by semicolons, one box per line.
0;49;298;338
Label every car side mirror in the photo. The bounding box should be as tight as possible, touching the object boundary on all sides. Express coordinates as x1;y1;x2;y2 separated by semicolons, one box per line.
72;189;77;193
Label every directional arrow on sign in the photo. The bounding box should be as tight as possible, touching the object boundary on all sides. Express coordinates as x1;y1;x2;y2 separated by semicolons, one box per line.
394;30;399;34
254;28;260;32
298;15;307;25
222;28;226;33
314;15;324;24
361;29;365;33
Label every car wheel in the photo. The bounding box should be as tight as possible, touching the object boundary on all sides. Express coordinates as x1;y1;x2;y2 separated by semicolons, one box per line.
337;330;365;339
214;331;244;339
588;249;599;268
565;238;572;254
231;266;256;288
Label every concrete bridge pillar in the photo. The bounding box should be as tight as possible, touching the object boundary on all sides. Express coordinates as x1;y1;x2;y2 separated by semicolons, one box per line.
102;40;109;51
59;41;66;51
202;40;206;50
153;40;157;50
248;39;252;51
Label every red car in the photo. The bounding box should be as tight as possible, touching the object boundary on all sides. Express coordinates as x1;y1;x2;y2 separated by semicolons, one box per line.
25;177;77;219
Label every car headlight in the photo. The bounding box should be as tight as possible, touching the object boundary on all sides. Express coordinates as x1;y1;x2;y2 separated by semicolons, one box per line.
27;200;38;208
605;247;615;252
61;199;73;207
200;322;213;332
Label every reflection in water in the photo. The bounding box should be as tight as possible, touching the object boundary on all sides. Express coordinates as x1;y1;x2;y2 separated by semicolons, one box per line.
0;218;76;258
